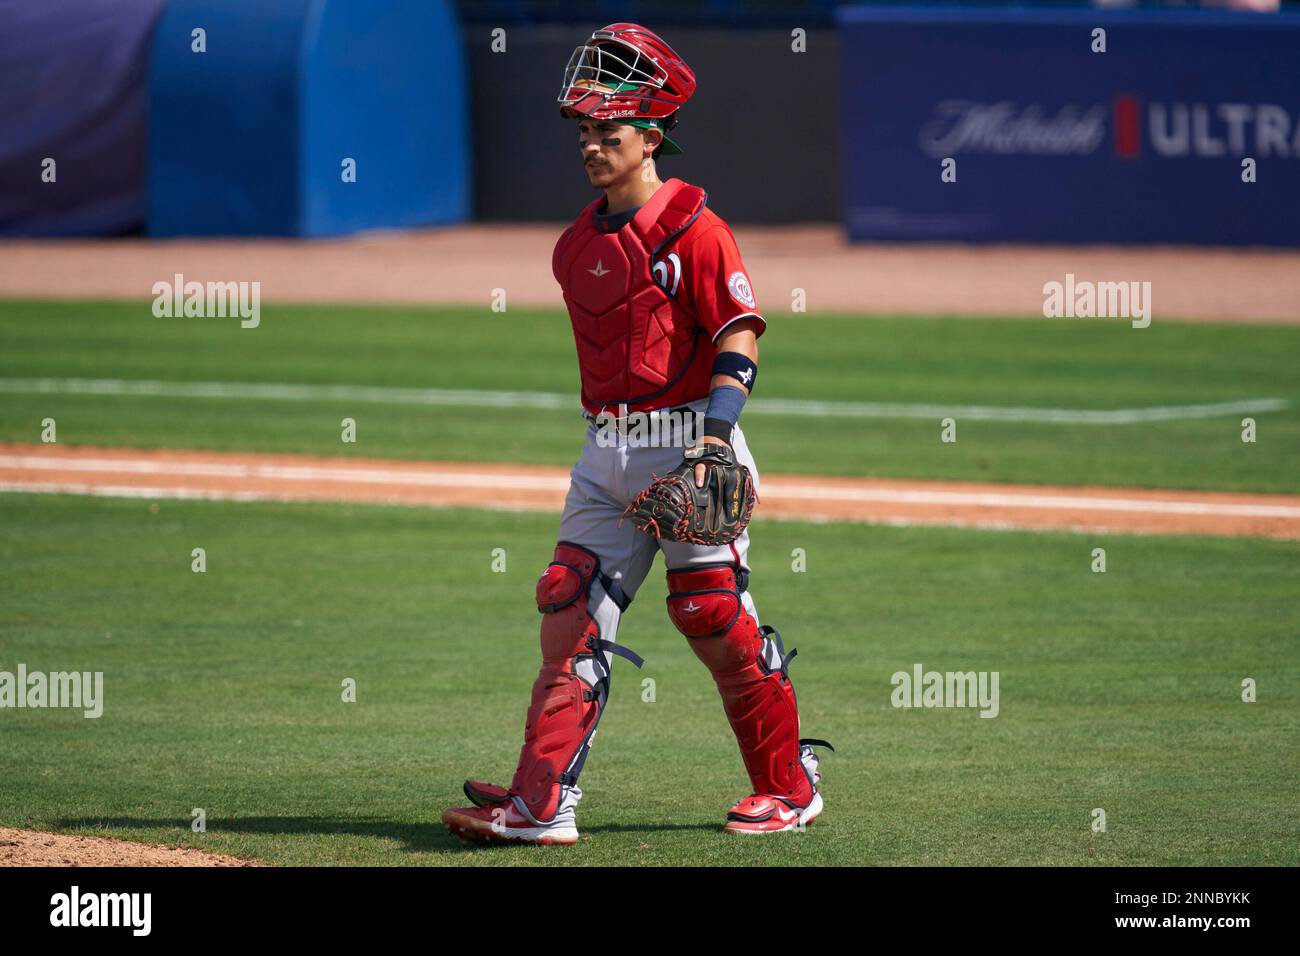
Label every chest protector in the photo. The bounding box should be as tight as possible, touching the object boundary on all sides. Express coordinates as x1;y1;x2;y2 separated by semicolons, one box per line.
553;178;713;415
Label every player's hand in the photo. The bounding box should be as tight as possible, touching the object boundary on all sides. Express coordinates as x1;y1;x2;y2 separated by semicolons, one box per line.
694;438;731;487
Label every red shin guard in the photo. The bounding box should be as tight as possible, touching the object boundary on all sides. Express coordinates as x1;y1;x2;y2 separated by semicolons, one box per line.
666;567;814;806
510;543;614;822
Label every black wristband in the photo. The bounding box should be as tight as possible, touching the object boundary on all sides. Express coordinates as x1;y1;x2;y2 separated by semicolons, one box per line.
702;416;734;443
711;351;758;393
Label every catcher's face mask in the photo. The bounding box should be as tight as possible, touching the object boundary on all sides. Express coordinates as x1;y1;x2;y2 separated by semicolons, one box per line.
559;39;666;108
561;51;683;154
557;23;695;126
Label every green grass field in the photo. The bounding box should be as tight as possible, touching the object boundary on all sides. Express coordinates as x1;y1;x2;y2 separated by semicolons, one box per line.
1;493;1296;865
1;299;1298;491
2;298;1296;866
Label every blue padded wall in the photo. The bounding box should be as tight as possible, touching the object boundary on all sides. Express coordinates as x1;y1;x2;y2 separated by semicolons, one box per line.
148;0;469;236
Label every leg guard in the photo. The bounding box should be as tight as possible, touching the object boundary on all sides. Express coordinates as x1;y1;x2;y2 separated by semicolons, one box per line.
510;542;641;822
667;566;815;806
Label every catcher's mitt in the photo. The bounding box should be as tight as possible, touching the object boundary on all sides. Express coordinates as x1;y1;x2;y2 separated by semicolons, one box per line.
623;442;757;545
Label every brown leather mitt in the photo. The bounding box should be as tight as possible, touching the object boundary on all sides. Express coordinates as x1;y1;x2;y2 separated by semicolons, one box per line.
623;442;757;545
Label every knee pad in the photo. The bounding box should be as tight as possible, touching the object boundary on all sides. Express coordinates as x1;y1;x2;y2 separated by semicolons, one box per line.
535;543;603;661
511;542;640;822
666;565;813;804
666;565;764;672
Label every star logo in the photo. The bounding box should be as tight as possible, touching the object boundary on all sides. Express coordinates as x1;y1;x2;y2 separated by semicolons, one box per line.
738;367;754;385
682;600;700;613
588;260;611;277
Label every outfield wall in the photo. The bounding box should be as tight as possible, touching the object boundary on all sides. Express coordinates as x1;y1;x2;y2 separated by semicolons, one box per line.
463;27;841;224
4;5;1298;240
838;7;1300;246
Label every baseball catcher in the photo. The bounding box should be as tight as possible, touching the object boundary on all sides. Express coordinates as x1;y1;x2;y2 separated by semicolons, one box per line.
442;22;831;845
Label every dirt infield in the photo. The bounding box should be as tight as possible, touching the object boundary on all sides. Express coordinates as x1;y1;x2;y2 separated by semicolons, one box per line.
3;226;1299;322
0;827;261;867
4;443;1299;539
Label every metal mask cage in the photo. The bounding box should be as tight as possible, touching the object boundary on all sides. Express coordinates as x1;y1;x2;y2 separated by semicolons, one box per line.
558;37;670;109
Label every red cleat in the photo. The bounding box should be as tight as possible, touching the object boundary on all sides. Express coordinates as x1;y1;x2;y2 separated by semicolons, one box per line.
442;784;581;846
722;740;829;835
723;791;823;834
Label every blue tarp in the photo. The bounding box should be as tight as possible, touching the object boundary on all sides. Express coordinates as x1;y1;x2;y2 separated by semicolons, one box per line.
0;0;470;238
0;0;168;236
148;0;471;237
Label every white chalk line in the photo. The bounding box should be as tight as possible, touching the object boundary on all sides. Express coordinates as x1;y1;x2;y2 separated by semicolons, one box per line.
0;378;1287;424
0;483;570;519
762;484;1300;518
0;482;1058;530
3;454;1298;519
0;482;278;503
0;454;570;492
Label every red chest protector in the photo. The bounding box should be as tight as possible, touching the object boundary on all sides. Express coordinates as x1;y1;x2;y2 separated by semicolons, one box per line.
552;178;713;416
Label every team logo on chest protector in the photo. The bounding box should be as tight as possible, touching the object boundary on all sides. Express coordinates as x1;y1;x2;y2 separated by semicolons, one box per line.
652;253;682;296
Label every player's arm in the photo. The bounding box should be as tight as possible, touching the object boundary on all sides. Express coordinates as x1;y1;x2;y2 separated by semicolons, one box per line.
710;319;759;401
704;319;759;448
691;319;759;486
680;221;764;482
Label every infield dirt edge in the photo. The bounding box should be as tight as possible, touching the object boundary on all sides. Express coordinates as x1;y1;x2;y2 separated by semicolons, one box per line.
0;827;264;867
3;442;1298;539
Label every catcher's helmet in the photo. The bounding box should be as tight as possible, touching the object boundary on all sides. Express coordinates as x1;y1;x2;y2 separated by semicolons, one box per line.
558;23;695;125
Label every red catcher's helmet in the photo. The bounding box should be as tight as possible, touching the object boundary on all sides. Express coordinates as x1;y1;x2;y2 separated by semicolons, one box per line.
558;23;695;124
